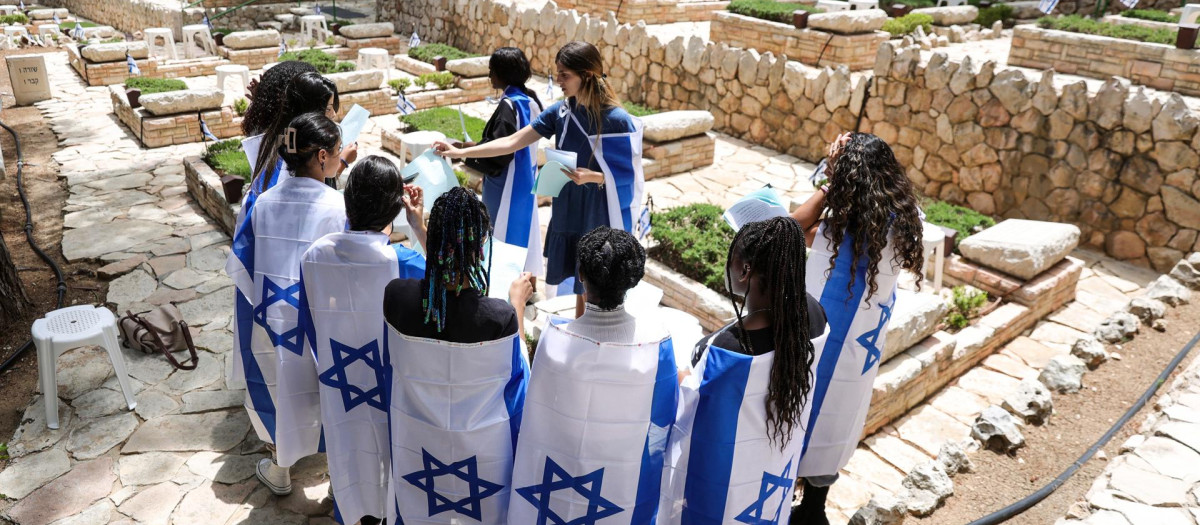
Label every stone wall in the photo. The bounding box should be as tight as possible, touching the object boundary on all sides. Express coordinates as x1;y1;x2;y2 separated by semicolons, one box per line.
644;133;717;181
216;46;280;70
710;11;888;71
335;34;402;54
553;0;729;24
1025;0;1183;16
110;86;242;148
1009;26;1200;97
68;46;225;86
864;40;1200;271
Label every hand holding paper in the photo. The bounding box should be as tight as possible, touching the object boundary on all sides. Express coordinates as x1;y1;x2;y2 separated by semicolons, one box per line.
534;161;573;197
484;238;531;300
402;149;458;212
339;104;371;147
544;148;577;172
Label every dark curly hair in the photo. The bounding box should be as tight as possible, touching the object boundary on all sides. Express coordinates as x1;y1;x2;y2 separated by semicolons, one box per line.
577;227;645;310
822;132;924;303
252;72;340;191
423;187;492;332
725;217;816;449
241;61;317;137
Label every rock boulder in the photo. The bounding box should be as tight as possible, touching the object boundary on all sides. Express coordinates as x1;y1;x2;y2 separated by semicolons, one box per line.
339;22;394;39
1039;354;1087;393
326;70;385;93
642;110;715;142
1070;336;1108;369
81;42;149;63
808;10;888;34
140;89;225;116
1145;275;1191;306
913;6;980;25
1002;378;1054;424
1094;311;1139;344
446;56;491;77
223;30;280;50
958;219;1080;280
972;405;1025;453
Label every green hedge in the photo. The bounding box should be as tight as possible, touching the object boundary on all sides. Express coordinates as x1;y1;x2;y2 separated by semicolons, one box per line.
883;12;934;36
0;14;29;25
416;71;455;90
1037;15;1177;45
891;0;936;8
399;107;486;143
59;21;95;31
622;102;657;117
408;43;477;64
728;0;821;24
975;4;1013;27
650;203;736;294
923;200;995;244
278;49;355;74
1121;8;1179;23
202;139;252;183
124;77;187;94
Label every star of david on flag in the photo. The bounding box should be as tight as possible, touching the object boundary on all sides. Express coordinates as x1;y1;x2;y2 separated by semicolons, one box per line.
127;53;140;76
734;461;795;525
318;339;388;412
200;118;218;142
252;277;304;355
515;458;624;525
397;92;416;115
402;449;504;521
1038;0;1059;14
856;294;894;375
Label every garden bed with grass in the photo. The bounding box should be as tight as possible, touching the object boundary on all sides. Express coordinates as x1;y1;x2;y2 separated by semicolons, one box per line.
710;8;887;70
1105;9;1181;31
382;107;487;165
1009;19;1199;96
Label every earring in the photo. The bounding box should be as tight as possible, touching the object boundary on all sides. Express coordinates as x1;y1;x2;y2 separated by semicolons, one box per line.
320;159;325;171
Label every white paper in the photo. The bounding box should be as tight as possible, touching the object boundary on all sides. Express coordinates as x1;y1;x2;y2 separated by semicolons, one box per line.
401;149;458;212
543;148;577;172
484;238;529;300
722;185;789;231
339;104;371;147
533;160;573;197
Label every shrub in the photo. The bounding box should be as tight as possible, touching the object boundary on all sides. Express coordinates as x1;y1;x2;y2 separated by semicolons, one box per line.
408;43;477;63
883;12;934;36
388;78;413;94
975;4;1013;27
417;71;456;90
923;200;995;244
0;13;29;25
233;97;249;116
728;0;821;23
124;77;187;94
399;107;486;143
1121;8;1179;23
650;203;736;294
622;102;657;117
325;36;336;46
278;49;355;74
1037;15;1177;45
945;285;988;330
202;139;252;183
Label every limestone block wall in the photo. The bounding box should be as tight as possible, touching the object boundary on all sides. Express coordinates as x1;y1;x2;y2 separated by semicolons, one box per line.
1009;26;1200;97
554;0;729;24
709;11;888;71
68;46;225;86
643;133;717;181
110;86;242;147
217;46;281;70
335;35;402;54
1036;0;1182;16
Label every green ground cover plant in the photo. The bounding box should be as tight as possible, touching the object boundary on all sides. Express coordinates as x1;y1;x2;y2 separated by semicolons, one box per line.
650;203;736;294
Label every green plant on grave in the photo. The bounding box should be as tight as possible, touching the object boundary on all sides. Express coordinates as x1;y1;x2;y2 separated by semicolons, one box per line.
650;203;737;294
417;71;456;90
399;107;486;143
202;138;252;183
622;101;658;117
727;0;822;24
1037;15;1177;45
325;35;336;46
454;168;469;187
923;199;995;244
233;97;249;116
124;77;188;94
307;38;319;48
278;49;355;74
59;21;95;32
407;42;478;64
0;442;9;461
892;0;936;8
1121;8;1179;23
974;4;1014;28
883;12;934;37
0;13;29;25
945;285;988;330
101;37;124;43
388;77;413;94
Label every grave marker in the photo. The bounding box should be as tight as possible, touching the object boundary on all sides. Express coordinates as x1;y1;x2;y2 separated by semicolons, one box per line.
6;54;50;105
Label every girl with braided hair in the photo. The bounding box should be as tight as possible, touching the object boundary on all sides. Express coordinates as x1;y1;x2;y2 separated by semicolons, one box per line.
383;186;535;525
658;217;827;524
790;132;925;523
509;227;678;525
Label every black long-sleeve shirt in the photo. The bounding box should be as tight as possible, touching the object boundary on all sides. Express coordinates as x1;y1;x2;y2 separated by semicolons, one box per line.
463;100;520;177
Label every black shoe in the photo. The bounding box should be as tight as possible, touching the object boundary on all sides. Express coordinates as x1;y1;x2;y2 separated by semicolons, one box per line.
791;479;831;525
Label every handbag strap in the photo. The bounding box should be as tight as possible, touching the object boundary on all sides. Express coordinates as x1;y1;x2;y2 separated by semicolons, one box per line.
124;310;199;371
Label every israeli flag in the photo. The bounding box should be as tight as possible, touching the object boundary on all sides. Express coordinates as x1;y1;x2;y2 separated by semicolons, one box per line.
1117;0;1137;7
52;13;60;25
200;118;219;142
204;13;213;30
408;28;420;49
1038;0;1059;14
72;23;84;41
658;328;826;524
387;330;530;525
279;40;287;58
636;204;652;240
508;320;678;525
794;223;902;478
300;231;424;525
545;69;554;99
225;176;347;452
396;92;416;115
126;54;140;76
557;106;646;233
18;0;24;10
457;106;473;143
314;4;322;15
481;88;542;274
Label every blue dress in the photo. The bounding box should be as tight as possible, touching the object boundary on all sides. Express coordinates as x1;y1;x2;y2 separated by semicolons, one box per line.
530;99;640;293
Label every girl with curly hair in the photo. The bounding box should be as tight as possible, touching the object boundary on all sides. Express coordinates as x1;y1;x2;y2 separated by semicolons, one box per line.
789;132;925;524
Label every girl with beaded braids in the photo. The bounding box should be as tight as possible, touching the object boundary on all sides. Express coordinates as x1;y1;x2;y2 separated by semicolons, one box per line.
789;132;925;524
657;217;827;524
435;41;647;319
382;186;535;525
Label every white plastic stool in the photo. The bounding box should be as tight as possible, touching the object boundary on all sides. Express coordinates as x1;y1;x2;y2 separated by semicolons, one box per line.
921;221;946;292
397;130;446;167
299;14;328;41
4;26;29;39
0;6;16;15
33;305;137;430
1181;4;1200;25
181;23;214;58
357;47;389;71
816;0;852;11
216;64;251;95
144;27;178;60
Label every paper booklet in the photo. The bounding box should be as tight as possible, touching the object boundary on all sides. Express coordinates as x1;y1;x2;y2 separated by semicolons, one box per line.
722;185;789;231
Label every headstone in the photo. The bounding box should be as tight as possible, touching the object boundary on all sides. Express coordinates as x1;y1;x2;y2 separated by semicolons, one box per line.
6;54;50;105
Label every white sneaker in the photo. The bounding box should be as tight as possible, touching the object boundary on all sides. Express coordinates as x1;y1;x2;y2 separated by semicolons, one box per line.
255;458;292;496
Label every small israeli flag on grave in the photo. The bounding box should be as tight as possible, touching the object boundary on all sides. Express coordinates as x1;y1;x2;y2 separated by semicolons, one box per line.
127;53;140;76
200;118;219;142
408;27;420;49
279;40;287;58
1117;0;1138;8
204;14;213;30
636;205;652;240
1038;0;1059;14
18;0;25;11
314;4;321;15
458;106;472;143
396;92;416;115
72;23;84;40
52;13;60;25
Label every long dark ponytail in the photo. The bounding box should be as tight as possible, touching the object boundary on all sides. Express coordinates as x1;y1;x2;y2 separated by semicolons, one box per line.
253;72;340;187
490;46;542;110
725;217;816;449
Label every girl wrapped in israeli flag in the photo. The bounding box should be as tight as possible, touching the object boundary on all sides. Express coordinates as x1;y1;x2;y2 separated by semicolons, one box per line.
384;186;535;525
224;111;349;497
462;47;545;274
434;41;646;319
659;217;827;525
508;227;678;525
296;156;426;525
788;132;926;522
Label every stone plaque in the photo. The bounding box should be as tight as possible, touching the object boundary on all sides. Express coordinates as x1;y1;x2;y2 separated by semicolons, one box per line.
6;54;51;105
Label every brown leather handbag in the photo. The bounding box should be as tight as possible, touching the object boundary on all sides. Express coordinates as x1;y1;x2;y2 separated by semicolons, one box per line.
118;304;199;370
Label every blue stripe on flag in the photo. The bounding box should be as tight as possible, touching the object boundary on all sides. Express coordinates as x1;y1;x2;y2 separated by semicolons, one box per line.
503;89;537;248
504;336;529;455
297;267;317;360
682;346;754;525
600;134;638;231
800;235;870;461
231;207;256;285
631;338;679;524
1038;0;1059;14
392;244;426;279
237;290;278;442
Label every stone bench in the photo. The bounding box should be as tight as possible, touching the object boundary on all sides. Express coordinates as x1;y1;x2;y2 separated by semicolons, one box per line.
335;22;401;54
217;30;282;69
27;8;69;21
959;219;1081;280
80;42;149;63
641;110;717;180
